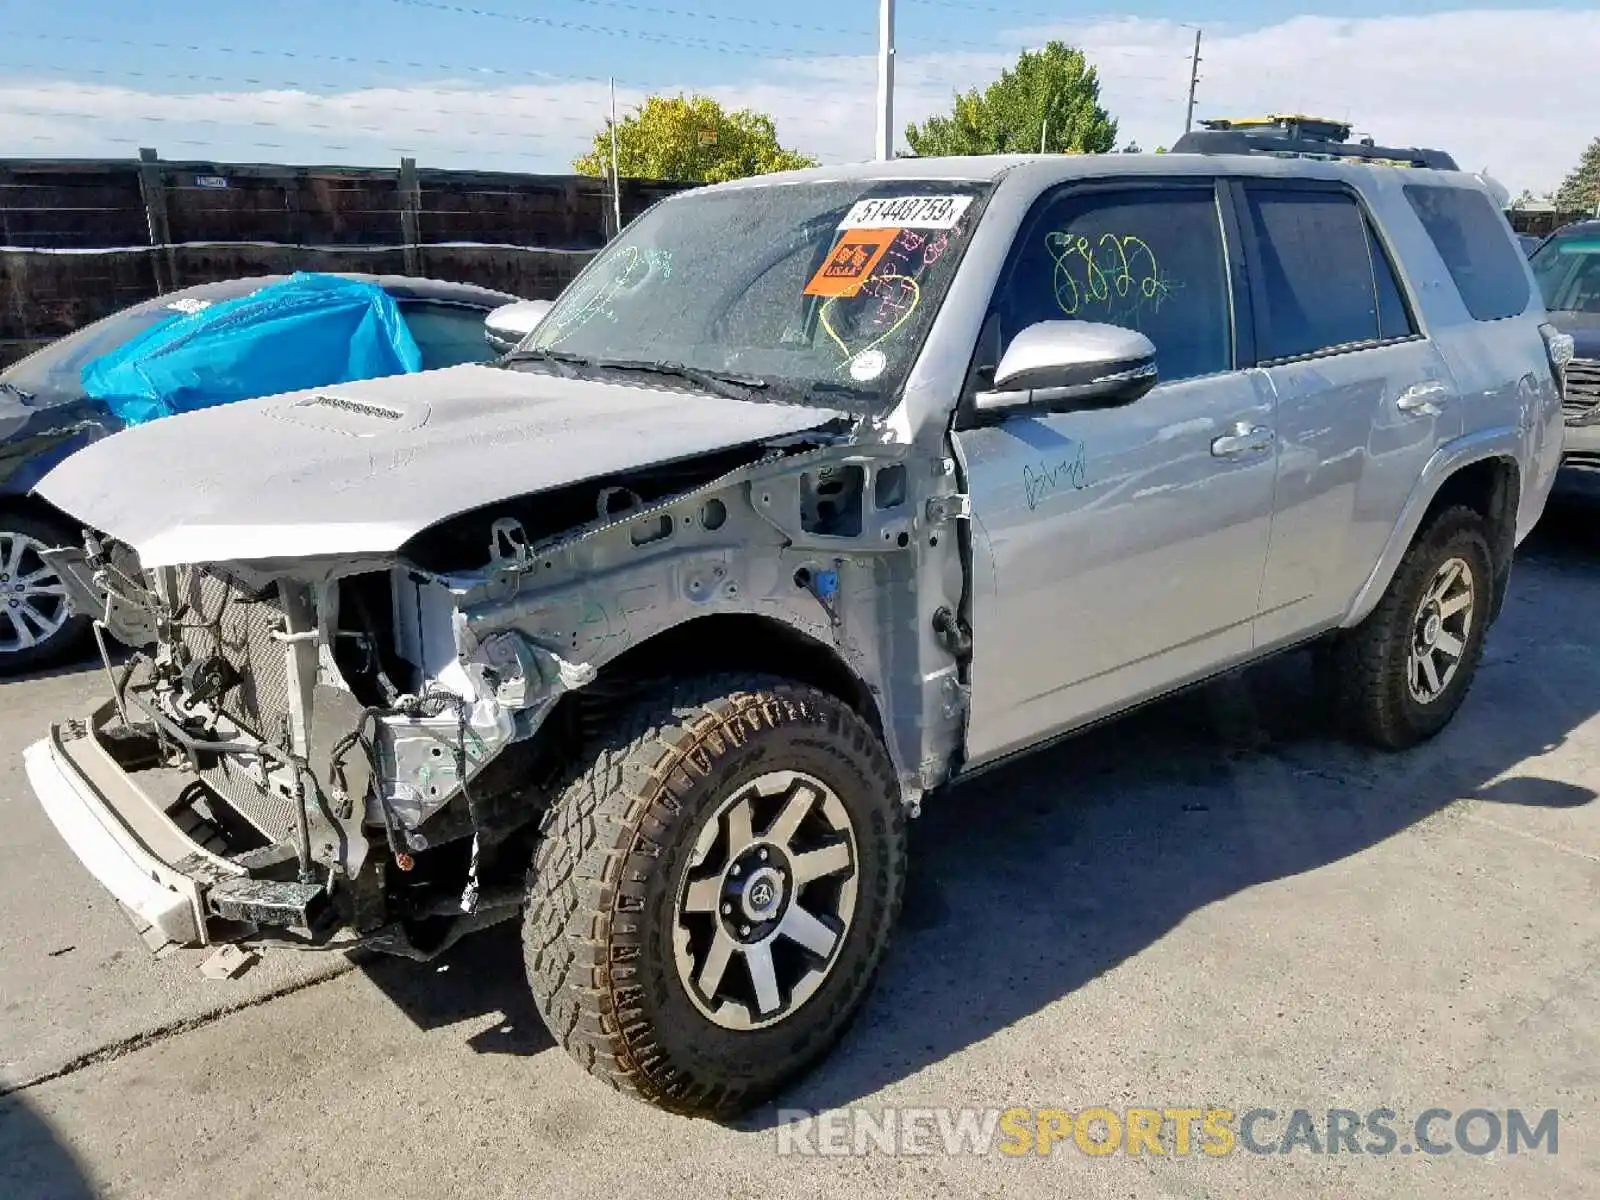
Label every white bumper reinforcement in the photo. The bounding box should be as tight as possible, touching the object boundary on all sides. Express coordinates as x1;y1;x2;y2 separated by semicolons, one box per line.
23;711;208;949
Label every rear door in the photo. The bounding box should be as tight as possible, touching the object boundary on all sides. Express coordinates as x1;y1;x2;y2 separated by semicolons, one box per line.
1231;179;1462;648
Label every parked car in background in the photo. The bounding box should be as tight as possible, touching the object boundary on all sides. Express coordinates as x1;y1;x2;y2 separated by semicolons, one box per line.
1530;220;1600;480
0;273;521;672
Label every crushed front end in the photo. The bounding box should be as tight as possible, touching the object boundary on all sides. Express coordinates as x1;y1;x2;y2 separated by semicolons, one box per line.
26;549;583;958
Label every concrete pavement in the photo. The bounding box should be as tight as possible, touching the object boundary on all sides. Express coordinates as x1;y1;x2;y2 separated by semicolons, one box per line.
2;505;1599;1199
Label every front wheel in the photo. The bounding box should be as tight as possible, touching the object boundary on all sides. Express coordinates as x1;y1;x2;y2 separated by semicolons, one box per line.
523;674;906;1117
1332;505;1494;749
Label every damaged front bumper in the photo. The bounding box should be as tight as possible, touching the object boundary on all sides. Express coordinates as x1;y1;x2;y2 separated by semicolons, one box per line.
22;700;317;950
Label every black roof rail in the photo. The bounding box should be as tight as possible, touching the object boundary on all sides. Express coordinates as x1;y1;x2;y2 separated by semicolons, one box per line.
1171;115;1458;171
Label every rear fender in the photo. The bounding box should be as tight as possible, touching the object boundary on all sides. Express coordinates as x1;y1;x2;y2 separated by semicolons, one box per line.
1343;425;1523;629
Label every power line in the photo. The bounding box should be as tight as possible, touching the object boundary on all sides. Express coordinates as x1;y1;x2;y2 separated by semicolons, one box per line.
384;0;836;59
380;0;1186;61
477;0;869;38
0;65;623;130
0;31;653;90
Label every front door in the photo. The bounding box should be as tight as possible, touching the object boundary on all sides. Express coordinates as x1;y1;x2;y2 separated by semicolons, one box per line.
955;181;1279;766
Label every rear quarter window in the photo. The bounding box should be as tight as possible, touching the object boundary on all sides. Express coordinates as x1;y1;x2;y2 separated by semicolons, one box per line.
1402;183;1531;322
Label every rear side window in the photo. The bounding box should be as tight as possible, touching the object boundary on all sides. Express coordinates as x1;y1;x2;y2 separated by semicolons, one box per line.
1241;186;1386;361
1367;220;1417;341
1403;184;1531;321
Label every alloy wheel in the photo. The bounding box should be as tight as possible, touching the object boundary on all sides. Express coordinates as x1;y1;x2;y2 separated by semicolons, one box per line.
0;530;73;656
673;770;860;1031
1407;555;1474;705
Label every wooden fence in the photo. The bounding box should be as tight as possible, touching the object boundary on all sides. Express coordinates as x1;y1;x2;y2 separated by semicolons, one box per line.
0;150;696;367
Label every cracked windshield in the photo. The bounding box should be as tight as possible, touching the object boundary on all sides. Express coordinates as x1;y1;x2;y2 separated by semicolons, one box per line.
519;181;990;407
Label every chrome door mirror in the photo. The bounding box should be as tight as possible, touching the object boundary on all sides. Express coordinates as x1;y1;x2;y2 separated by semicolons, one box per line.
484;299;554;354
975;321;1157;415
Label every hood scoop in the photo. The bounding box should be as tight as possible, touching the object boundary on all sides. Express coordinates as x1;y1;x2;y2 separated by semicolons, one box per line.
265;392;430;437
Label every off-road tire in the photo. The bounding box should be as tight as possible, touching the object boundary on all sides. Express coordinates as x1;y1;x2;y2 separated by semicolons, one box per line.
523;673;906;1118
0;508;92;676
1332;505;1494;750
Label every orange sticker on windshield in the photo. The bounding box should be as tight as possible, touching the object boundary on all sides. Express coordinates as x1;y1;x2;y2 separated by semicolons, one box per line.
804;229;900;298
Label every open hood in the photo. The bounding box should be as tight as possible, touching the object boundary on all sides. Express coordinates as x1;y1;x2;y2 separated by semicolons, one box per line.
34;363;849;567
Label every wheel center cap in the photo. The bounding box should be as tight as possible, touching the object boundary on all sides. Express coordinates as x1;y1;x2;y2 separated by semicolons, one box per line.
1422;612;1442;646
740;866;785;922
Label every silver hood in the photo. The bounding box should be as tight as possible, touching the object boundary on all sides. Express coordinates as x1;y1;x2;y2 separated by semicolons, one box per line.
34;363;849;567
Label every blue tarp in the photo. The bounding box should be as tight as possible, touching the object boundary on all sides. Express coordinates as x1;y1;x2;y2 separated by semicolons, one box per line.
81;272;423;426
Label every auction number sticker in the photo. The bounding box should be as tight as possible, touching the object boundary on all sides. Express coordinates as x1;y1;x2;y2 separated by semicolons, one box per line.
840;194;973;230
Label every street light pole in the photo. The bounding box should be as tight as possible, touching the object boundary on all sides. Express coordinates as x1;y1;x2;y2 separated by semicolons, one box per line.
876;0;896;160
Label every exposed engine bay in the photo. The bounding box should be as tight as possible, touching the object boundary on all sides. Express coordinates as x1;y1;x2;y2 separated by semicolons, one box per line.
56;426;969;958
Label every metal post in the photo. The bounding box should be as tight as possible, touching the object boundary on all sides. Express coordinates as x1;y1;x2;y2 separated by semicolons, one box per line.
1040;119;1049;154
136;147;176;293
876;0;896;160
609;77;623;237
397;157;421;275
1184;29;1203;135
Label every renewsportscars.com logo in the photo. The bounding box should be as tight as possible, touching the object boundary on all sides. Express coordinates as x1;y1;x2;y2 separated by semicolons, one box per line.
775;1106;1560;1159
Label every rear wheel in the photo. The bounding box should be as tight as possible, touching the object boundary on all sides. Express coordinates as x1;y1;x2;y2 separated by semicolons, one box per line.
523;673;906;1117
1332;506;1493;749
0;510;91;675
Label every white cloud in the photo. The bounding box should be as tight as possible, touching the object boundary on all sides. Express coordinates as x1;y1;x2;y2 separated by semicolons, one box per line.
0;9;1594;193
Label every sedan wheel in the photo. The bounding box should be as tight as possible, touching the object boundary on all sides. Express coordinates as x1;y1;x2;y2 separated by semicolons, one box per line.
0;529;74;656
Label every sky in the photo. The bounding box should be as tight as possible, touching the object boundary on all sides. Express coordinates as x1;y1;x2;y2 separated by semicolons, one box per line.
0;0;1595;195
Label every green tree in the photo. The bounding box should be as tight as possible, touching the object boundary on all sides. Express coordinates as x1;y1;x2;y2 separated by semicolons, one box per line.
573;93;816;184
904;41;1117;157
1553;138;1600;214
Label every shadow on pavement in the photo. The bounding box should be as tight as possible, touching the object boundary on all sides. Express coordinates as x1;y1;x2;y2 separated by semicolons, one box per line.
361;498;1600;1120
359;922;553;1057
0;1093;95;1200
741;499;1600;1125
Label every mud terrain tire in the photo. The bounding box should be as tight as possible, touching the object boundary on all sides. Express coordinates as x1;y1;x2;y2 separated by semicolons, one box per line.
1333;505;1494;750
523;673;906;1118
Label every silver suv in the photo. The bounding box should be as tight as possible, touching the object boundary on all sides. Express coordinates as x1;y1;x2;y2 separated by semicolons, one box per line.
23;148;1568;1118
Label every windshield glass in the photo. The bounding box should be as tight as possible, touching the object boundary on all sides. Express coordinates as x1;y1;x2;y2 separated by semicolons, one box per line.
0;285;257;401
1530;234;1600;313
521;179;993;409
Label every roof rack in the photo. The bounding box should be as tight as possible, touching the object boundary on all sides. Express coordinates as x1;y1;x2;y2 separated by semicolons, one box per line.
1171;113;1459;171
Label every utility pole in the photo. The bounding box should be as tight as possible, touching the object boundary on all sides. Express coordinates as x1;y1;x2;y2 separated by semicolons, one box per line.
609;78;622;237
876;0;895;160
1184;28;1203;135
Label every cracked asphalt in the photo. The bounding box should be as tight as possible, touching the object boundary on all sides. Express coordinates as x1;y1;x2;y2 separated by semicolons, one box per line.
3;501;1600;1199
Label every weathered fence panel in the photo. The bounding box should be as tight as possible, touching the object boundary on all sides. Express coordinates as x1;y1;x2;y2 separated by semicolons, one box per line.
0;151;696;367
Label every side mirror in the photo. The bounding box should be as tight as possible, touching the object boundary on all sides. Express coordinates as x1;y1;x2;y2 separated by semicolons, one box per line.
975;321;1157;415
484;299;555;354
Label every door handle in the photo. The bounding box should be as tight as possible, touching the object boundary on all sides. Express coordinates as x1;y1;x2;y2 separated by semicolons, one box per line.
1211;423;1275;458
1396;382;1451;416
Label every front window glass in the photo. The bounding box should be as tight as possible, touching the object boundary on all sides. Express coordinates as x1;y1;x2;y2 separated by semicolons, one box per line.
521;180;992;409
995;186;1232;383
1530;235;1600;314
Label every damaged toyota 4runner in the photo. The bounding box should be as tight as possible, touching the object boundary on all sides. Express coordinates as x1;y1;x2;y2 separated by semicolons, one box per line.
23;149;1568;1117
